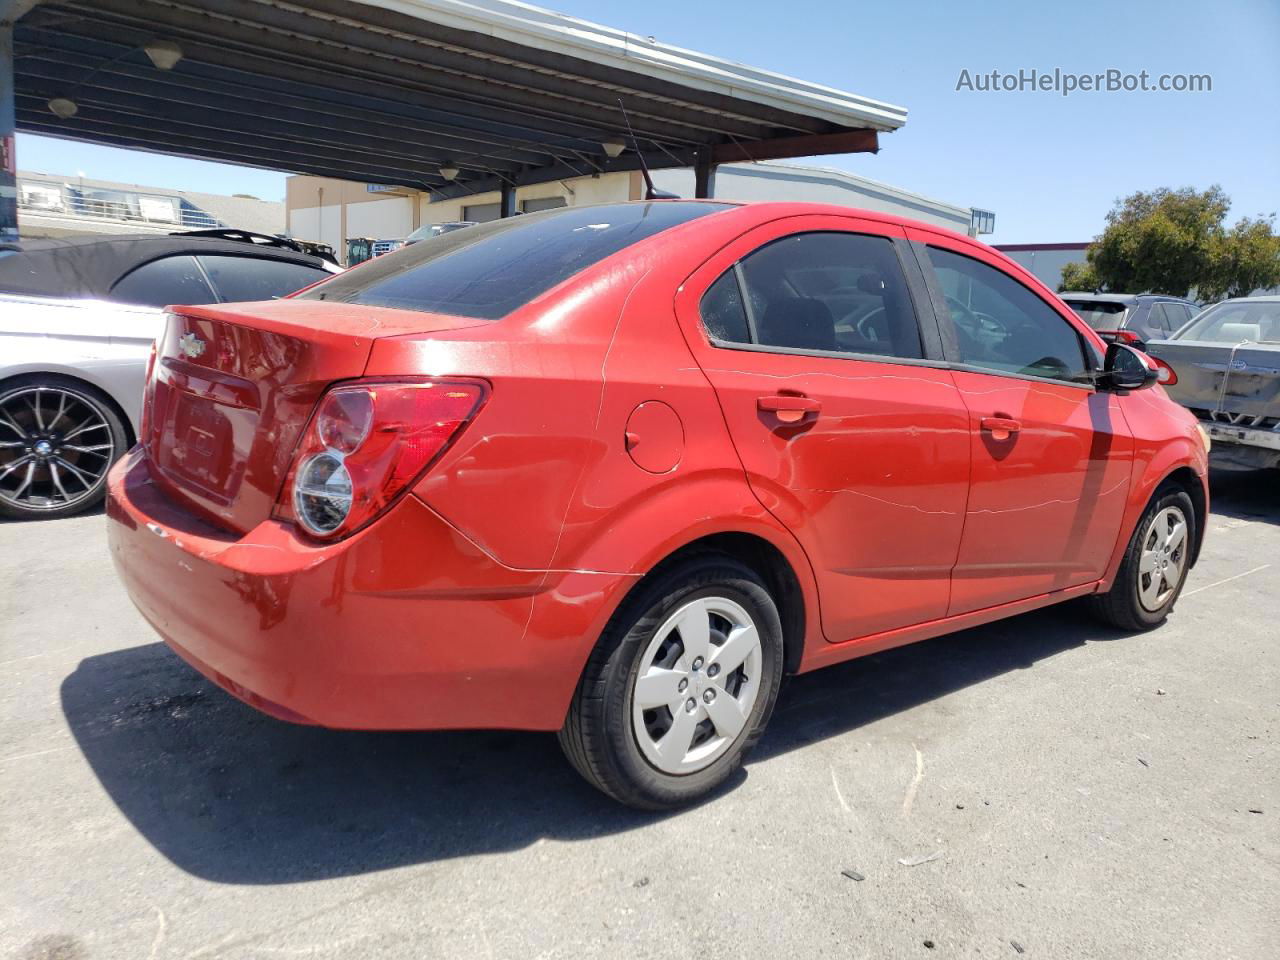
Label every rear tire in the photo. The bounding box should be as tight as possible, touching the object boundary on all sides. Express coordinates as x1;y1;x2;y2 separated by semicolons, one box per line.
559;553;784;809
0;375;129;521
1090;486;1195;631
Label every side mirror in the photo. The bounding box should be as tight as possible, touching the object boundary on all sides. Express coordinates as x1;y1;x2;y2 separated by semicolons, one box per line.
1101;342;1158;392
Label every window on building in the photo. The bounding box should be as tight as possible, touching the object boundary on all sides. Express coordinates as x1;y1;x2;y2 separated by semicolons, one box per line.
461;202;502;223
522;196;568;214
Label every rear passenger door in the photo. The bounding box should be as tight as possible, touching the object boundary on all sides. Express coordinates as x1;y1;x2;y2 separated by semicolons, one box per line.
908;229;1135;614
675;216;971;644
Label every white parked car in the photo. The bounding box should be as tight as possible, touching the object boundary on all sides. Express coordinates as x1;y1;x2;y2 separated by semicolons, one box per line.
0;232;340;520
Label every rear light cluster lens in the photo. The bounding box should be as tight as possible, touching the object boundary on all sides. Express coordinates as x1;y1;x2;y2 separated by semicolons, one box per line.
278;379;486;539
1098;329;1142;345
1150;356;1178;385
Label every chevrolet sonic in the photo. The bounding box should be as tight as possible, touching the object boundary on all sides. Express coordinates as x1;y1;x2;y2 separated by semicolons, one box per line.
106;202;1208;808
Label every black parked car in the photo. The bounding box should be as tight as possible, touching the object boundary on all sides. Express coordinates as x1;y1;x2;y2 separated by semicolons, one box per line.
1059;292;1200;348
0;229;339;307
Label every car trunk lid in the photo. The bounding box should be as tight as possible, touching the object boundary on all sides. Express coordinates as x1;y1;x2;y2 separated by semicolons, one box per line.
1150;339;1280;425
144;300;488;533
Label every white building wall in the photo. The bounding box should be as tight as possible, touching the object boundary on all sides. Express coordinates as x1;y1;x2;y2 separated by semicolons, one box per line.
419;173;631;224
287;205;343;254
345;197;415;240
652;162;975;233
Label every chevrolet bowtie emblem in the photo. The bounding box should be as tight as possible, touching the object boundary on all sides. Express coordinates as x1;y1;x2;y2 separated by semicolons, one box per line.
178;332;207;359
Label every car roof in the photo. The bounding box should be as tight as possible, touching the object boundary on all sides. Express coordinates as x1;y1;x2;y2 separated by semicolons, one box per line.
1059;291;1197;304
0;233;329;299
1059;292;1139;304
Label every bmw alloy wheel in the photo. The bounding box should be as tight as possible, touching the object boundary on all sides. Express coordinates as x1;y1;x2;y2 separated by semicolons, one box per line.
0;385;118;514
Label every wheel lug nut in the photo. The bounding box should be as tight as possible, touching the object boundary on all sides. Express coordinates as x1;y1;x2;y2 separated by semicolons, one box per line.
707;663;720;678
685;698;697;713
677;678;688;693
691;657;704;671
703;689;715;703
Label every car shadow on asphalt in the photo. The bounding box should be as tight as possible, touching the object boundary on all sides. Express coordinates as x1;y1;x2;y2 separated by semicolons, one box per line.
60;601;1121;885
1207;468;1277;526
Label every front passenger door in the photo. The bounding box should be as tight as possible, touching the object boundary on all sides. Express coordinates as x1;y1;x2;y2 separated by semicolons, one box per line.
910;232;1135;615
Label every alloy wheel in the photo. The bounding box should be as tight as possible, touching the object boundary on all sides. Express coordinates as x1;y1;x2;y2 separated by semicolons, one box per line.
631;596;763;775
0;386;117;513
1137;505;1188;612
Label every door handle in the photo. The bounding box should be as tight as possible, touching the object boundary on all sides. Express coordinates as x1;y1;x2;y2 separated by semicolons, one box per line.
980;416;1021;441
757;395;821;424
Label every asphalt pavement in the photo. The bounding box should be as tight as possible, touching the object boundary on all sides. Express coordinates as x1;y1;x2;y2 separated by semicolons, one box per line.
2;469;1276;959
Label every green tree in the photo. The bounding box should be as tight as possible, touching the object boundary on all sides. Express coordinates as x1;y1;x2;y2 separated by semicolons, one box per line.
1057;186;1280;299
1200;215;1280;301
1058;260;1100;292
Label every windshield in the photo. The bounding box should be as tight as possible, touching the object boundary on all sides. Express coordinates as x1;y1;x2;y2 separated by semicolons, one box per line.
1064;300;1129;330
1178;300;1280;343
305;202;729;319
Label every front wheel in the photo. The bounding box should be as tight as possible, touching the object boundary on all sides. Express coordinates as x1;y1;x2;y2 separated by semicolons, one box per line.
1090;486;1195;631
559;554;784;809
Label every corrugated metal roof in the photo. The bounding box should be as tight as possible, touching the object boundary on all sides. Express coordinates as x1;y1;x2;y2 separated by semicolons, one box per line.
14;0;907;197
365;0;907;132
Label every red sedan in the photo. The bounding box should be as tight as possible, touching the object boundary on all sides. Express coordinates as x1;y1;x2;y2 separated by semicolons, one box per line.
106;202;1208;808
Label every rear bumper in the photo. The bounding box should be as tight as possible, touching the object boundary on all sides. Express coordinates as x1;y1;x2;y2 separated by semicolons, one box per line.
105;447;630;730
1200;419;1280;451
1200;419;1280;469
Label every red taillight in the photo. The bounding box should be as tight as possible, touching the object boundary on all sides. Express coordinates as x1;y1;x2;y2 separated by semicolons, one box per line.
275;379;487;539
1149;356;1178;385
1107;330;1142;344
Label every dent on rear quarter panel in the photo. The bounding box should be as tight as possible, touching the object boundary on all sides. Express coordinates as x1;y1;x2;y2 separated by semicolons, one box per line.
366;258;648;572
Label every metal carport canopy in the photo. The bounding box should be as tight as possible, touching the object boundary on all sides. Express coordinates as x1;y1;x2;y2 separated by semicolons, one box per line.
7;0;906;200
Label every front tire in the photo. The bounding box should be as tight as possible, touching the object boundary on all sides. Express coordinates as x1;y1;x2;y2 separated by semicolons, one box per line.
559;554;784;809
1090;486;1195;631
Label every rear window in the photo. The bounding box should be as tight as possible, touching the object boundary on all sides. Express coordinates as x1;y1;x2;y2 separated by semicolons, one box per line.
1178;300;1280;343
303;202;730;319
1064;300;1129;330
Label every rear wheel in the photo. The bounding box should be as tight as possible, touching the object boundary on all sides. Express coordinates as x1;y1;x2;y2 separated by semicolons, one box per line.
1090;486;1195;630
559;554;784;809
0;376;129;521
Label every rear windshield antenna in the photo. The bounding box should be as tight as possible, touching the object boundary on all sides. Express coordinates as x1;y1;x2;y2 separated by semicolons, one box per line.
619;98;680;201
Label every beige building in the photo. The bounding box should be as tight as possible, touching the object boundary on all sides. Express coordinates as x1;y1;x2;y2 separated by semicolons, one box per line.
286;163;992;265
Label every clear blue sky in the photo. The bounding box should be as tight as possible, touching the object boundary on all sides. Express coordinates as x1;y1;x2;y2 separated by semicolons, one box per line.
14;0;1279;243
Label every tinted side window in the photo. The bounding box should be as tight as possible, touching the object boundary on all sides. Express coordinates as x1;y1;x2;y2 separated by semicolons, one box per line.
700;269;750;343
109;256;216;308
198;255;328;303
926;246;1089;383
725;232;922;359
